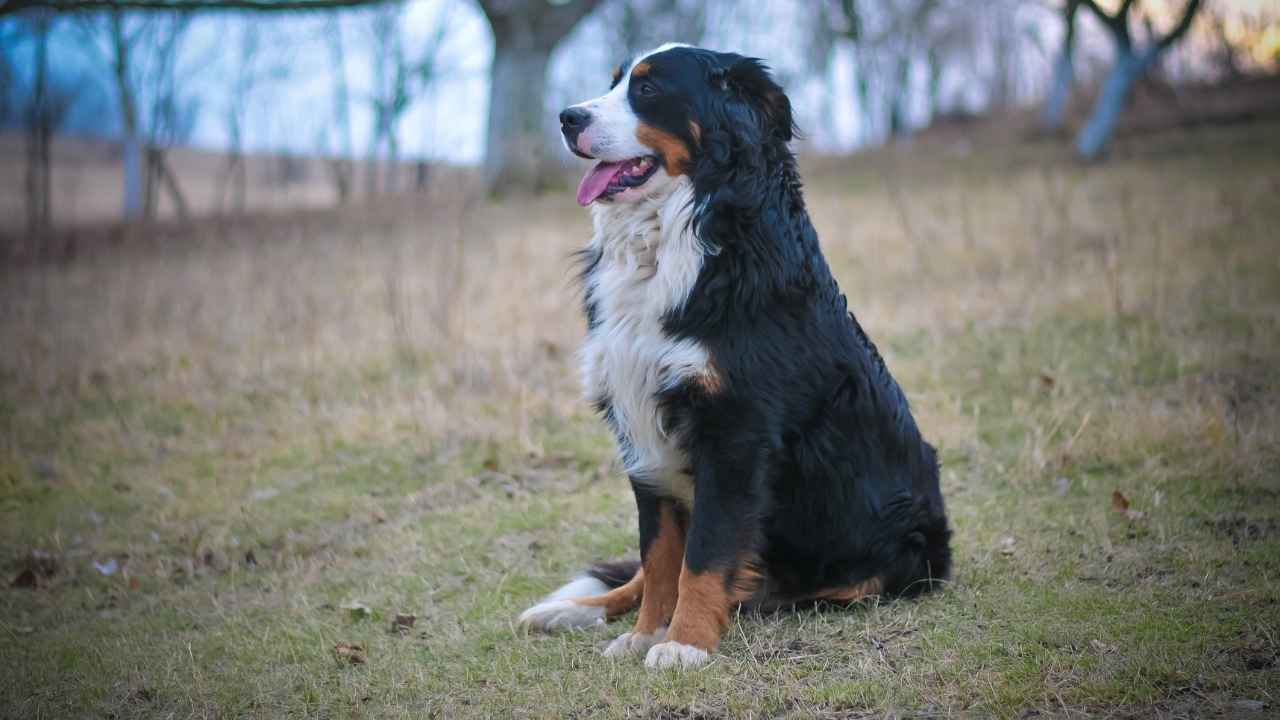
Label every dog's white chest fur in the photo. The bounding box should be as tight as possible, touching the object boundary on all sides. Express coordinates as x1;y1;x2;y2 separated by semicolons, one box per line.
580;180;708;506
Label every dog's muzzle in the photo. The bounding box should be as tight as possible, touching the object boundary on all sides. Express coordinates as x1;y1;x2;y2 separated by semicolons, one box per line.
560;107;594;159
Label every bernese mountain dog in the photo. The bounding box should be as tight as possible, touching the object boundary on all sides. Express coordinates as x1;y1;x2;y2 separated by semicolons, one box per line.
518;44;951;670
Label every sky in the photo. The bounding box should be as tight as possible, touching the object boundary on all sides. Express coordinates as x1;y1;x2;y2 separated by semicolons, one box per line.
6;0;1271;165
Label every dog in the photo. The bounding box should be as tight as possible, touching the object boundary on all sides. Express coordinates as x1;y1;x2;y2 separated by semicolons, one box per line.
518;44;951;669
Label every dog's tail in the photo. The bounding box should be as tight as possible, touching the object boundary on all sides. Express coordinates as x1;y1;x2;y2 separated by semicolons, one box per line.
585;559;641;589
517;559;641;633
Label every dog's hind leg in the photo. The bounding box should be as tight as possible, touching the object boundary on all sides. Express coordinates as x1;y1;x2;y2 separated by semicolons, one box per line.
518;564;644;633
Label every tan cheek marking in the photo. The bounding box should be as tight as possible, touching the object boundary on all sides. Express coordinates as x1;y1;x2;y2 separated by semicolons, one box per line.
573;567;645;619
636;123;693;176
634;502;685;634
666;565;732;652
692;360;724;396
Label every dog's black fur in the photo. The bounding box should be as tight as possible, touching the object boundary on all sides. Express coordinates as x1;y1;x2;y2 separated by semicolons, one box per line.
586;48;951;606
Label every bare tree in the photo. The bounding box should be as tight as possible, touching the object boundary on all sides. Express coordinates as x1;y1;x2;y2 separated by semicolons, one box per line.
218;18;281;214
829;0;974;141
322;13;354;203
1076;0;1203;160
476;0;600;195
3;0;387;15
19;13;80;233
77;10;145;218
608;0;705;57
140;13;195;218
0;22;14;126
1039;0;1080;133
77;10;198;220
24;12;53;231
363;0;456;196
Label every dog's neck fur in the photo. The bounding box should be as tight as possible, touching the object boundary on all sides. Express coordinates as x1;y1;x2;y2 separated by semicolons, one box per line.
587;176;704;317
579;176;708;504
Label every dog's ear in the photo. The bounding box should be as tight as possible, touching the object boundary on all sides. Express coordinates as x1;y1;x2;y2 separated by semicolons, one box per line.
712;56;794;142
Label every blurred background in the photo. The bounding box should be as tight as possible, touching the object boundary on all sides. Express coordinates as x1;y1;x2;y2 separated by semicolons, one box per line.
1;0;1277;235
3;2;1280;716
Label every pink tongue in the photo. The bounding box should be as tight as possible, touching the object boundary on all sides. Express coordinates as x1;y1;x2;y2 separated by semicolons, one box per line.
576;161;625;206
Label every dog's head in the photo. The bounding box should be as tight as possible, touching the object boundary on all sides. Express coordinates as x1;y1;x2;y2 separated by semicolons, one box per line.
560;44;794;207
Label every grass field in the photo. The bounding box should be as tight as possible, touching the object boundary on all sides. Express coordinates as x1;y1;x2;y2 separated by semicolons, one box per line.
2;120;1278;719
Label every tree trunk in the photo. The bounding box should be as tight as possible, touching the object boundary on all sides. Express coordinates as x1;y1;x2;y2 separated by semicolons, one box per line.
109;11;143;220
1040;51;1075;132
25;15;52;233
476;0;599;195
366;123;382;197
887;53;910;140
484;39;552;195
155;148;189;219
1075;46;1155;160
1040;1;1079;133
122;132;142;218
326;16;353;203
385;132;399;193
1074;0;1202;160
143;145;159;218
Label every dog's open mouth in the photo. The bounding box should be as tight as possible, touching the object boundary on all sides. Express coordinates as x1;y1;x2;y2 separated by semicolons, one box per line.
576;156;659;206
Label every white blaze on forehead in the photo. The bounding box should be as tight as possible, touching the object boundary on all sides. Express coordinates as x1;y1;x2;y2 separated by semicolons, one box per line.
635;42;691;65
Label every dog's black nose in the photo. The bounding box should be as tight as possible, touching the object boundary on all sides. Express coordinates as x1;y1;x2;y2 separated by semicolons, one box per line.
560;107;591;133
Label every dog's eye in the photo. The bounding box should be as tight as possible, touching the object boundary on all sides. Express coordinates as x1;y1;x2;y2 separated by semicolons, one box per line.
638;82;658;97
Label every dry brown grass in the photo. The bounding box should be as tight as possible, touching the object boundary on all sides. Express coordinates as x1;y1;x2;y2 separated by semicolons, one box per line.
1;119;1278;719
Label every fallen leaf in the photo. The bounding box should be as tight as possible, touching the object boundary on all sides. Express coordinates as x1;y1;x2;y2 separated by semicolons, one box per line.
390;613;416;635
333;641;366;665
127;577;141;591
1111;490;1130;512
372;510;387;524
1038;373;1056;389
1111;490;1146;521
92;558;119;576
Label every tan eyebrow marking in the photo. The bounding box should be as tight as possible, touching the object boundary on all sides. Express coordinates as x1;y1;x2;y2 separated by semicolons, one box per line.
631;62;652;78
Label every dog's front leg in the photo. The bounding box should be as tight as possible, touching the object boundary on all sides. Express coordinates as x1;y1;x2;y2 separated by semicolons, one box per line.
603;484;686;658
645;430;766;670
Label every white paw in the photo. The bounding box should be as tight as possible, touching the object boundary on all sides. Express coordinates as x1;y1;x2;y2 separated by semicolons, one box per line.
517;600;605;633
644;640;710;670
602;627;666;658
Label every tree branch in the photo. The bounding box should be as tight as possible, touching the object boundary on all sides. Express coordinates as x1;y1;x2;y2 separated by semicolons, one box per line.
1156;0;1201;50
1079;0;1132;46
1;0;389;16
